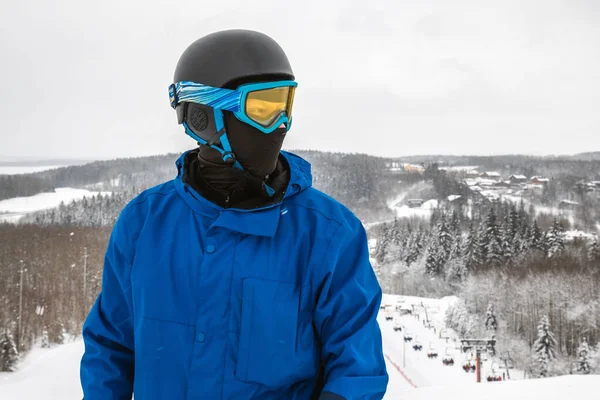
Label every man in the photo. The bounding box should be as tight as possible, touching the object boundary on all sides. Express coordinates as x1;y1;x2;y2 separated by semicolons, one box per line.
80;29;388;400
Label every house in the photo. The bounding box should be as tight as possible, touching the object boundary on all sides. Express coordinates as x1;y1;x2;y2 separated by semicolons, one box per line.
480;172;501;180
477;179;497;187
386;161;404;173
447;195;467;207
509;175;528;184
531;176;550;185
404;164;425;173
407;199;425;208
576;181;597;192
558;200;580;210
493;180;512;188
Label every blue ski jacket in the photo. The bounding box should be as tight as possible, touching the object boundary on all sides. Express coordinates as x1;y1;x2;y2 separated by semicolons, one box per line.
80;150;388;399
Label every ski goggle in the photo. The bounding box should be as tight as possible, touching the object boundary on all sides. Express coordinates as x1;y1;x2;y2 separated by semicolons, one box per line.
169;80;297;134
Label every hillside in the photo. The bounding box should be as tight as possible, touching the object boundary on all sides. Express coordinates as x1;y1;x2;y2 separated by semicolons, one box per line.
1;149;409;223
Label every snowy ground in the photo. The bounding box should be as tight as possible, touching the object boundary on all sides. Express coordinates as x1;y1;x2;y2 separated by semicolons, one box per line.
0;188;111;223
1;295;598;399
0;339;83;399
0;165;63;175
392;199;438;219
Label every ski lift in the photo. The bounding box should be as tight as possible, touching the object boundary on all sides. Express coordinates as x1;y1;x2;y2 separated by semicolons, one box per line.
442;347;454;365
442;355;454;365
413;341;423;351
487;362;502;382
403;332;413;342
462;362;473;373
462;354;476;373
427;344;438;358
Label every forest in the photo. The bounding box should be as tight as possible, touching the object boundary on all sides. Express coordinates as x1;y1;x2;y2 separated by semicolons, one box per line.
1;149;600;373
372;168;600;376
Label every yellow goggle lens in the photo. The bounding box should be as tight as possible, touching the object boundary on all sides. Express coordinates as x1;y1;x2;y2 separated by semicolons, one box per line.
245;86;295;127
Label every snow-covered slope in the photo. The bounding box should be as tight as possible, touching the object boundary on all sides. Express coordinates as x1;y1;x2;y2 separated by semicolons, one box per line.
1;295;598;399
0;340;83;399
0;166;65;175
0;188;111;223
396;375;600;400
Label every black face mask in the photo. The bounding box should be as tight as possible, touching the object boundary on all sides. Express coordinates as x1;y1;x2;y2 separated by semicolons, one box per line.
222;111;287;178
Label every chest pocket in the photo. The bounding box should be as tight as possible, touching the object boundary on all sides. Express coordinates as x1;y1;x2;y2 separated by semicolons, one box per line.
235;277;318;387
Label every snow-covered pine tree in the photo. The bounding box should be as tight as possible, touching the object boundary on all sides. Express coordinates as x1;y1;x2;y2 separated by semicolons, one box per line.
390;219;401;246
486;235;504;267
425;242;442;276
485;302;498;332
413;229;425;263
446;257;467;283
0;331;19;372
437;213;454;259
48;321;65;345
450;210;461;237
588;240;600;264
517;226;530;254
463;223;481;271
404;230;418;266
483;208;504;266
518;199;529;231
446;238;466;282
576;337;591;374
375;224;391;264
534;315;557;377
546;218;565;258
41;328;50;348
530;219;546;254
477;221;489;265
501;219;515;263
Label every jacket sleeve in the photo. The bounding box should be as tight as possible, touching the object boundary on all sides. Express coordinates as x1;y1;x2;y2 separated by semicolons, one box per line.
80;213;135;399
314;218;389;400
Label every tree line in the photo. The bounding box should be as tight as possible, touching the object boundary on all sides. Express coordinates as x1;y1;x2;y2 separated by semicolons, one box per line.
373;200;600;376
0;224;110;370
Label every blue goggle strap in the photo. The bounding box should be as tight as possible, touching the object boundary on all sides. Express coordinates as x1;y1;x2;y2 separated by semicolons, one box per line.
170;81;241;112
182;110;243;171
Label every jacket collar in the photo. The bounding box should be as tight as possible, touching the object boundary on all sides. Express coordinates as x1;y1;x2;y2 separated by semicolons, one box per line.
174;149;312;237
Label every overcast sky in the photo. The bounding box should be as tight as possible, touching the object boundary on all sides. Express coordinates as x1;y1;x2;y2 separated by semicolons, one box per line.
1;0;599;160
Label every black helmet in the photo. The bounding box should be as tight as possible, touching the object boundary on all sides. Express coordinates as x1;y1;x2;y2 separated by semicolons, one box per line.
173;29;294;129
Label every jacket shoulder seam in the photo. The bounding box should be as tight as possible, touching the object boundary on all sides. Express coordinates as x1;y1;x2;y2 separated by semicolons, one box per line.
123;184;176;212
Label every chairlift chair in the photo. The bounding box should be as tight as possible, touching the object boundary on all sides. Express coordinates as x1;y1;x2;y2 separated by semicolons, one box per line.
427;343;438;358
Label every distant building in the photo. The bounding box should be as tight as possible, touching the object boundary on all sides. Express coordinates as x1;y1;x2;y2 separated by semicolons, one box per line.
407;199;425;208
531;176;550;185
404;164;425;173
447;195;467;207
493;180;512;188
480;172;501;180
509;175;528;184
558;200;580;210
